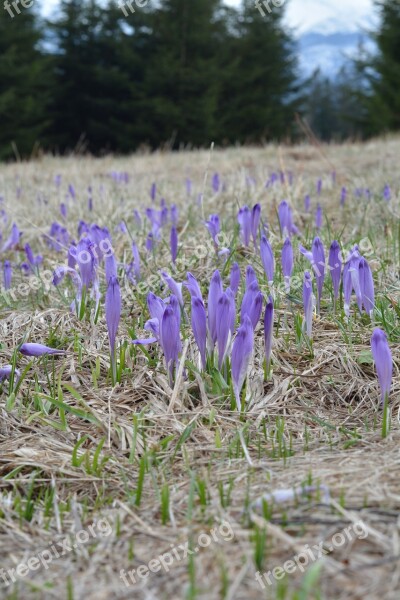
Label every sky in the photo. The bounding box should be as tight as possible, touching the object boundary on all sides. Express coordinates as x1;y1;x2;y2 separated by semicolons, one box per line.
41;0;375;35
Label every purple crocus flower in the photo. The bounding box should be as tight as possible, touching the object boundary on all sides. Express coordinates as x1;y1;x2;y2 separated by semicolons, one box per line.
247;291;263;330
231;315;254;411
19;343;66;357
186;178;192;197
340;187;347;207
260;235;274;284
184;272;203;301
303;271;313;339
359;257;375;317
170;227;178;264
105;276;121;383
245;265;257;289
205;214;220;245
171;205;178;226
229;262;241;296
304;195;311;212
328;240;341;309
131;242;141;282
212;173;220;193
317;179;322;195
2;223;21;252
281;238;293;292
240;280;259;324
343;246;362;316
216;293;232;368
191;297;207;370
251;204;261;248
160;305;181;385
68;184;76;200
150;182;156;201
371;328;392;405
25;243;43;269
264;296;274;377
315;204;322;230
3;260;12;290
60;203;67;219
75;238;95;288
208;270;223;345
161;271;184;308
146;233;154;253
312;237;325;313
278;201;299;237
0;365;21;384
383;184;391;201
238;206;252;247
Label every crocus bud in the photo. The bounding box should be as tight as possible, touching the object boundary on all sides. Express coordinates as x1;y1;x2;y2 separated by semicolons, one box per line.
216;293;231;368
229;263;241;296
328;240;341;306
251;204;261;248
315;204;322;230
359;257;375;317
208;270;223;345
19;343;66;357
185;272;203;301
160;305;181;386
3;260;12;290
371;328;392;405
105;276;121;383
238;206;252;247
260;235;274;284
245;265;257;289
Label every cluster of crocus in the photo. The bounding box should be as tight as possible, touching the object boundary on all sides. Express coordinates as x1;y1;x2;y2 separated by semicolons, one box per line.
54;224;112;319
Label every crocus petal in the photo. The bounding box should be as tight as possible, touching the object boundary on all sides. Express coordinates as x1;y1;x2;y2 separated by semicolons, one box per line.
208;270;223;345
229;262;241;296
260;235;274;284
184;272;203;301
237;206;252;247
371;328;392;405
0;365;21;383
216;293;232;368
359;257;375;317
160;305;181;385
19;343;66;357
328;240;341;301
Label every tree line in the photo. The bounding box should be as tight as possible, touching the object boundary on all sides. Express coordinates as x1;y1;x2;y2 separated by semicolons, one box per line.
0;0;399;160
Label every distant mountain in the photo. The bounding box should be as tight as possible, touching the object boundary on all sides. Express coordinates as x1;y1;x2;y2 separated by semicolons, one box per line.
295;16;377;77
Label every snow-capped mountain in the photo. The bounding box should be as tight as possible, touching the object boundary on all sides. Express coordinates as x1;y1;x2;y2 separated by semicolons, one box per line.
285;1;378;77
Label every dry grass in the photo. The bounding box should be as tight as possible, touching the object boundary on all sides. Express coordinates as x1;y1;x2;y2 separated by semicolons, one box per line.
0;138;400;600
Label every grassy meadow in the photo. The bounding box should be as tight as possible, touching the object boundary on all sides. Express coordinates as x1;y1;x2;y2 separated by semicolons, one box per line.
0;138;399;600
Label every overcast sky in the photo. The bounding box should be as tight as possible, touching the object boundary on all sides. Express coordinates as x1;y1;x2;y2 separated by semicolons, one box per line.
42;0;375;34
